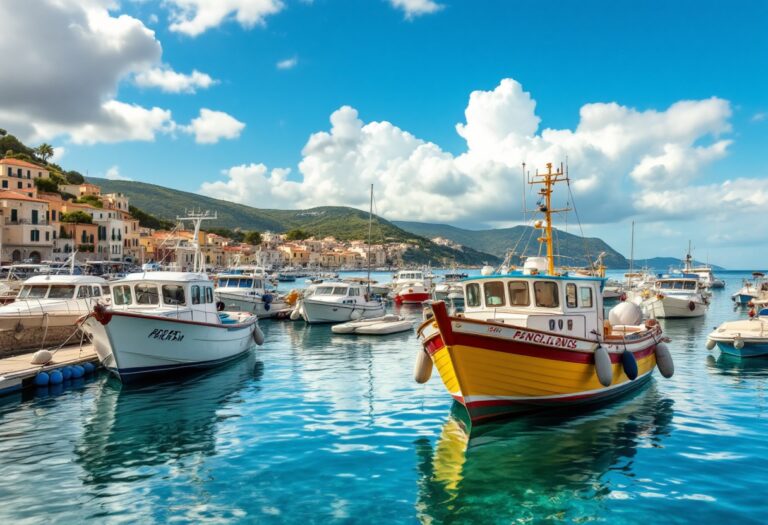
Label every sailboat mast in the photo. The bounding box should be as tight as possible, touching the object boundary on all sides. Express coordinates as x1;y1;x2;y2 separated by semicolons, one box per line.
366;184;373;296
629;221;635;287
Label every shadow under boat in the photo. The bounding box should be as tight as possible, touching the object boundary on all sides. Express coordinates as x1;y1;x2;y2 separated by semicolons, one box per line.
414;383;675;523
75;352;263;484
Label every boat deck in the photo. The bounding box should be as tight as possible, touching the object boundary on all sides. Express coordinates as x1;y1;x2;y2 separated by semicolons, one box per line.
0;343;98;396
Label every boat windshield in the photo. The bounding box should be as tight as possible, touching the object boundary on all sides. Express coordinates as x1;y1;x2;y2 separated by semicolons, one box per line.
49;285;76;299
314;286;348;296
18;285;49;299
113;285;132;306
135;284;160;305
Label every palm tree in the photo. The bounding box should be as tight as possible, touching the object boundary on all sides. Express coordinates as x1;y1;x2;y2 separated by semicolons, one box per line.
36;143;54;163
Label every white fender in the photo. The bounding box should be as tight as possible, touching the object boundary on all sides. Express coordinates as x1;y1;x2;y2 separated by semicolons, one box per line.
289;301;302;321
705;338;716;350
733;337;745;350
252;325;265;346
413;349;433;384
594;346;613;387
30;350;53;365
655;342;675;378
350;310;362;320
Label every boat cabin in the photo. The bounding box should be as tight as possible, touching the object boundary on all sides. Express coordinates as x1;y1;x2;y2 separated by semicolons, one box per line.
108;272;220;323
215;273;268;294
461;273;604;338
17;275;108;301
310;283;368;303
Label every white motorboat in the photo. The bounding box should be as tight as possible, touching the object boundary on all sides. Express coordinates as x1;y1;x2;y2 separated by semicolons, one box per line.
392;270;432;304
300;282;386;323
731;273;767;306
0;274;108;354
215;270;288;318
707;307;768;357
331;314;413;335
632;276;709;318
82;212;264;382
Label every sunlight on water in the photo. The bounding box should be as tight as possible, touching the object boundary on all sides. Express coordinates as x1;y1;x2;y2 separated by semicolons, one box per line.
0;270;765;524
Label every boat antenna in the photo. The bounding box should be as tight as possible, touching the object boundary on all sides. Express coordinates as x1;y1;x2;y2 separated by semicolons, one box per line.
176;210;217;273
366;184;373;297
629;221;635;288
521;162;527;224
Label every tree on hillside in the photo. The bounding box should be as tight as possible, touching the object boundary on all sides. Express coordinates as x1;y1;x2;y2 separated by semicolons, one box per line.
35;177;58;193
285;229;310;241
60;211;93;224
36;143;54;162
65;170;85;184
75;195;103;208
243;231;262;245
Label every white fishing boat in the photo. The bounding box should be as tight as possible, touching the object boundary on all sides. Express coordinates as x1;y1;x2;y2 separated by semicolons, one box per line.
0;274;108;354
215;269;288;318
731;273;767;306
392;269;432;304
0;264;52;303
331;314;413;335
82;212;264;382
300;282;386;323
632;276;709;318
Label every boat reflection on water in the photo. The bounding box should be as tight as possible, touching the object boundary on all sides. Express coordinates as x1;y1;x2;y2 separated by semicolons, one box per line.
706;353;768;380
415;384;674;523
75;353;263;485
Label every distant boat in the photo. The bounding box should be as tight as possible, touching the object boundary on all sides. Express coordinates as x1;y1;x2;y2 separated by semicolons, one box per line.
215;268;288;318
707;307;768;357
731;272;767;305
392;269;432;304
630;276;709;318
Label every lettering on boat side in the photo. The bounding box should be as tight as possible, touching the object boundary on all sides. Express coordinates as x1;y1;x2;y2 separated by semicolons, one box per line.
511;330;578;349
488;326;502;334
147;329;185;342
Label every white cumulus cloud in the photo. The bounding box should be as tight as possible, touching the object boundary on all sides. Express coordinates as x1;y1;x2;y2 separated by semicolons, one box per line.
104;165;133;181
183;109;246;144
200;78;735;227
135;66;217;93
165;0;284;36
390;0;443;19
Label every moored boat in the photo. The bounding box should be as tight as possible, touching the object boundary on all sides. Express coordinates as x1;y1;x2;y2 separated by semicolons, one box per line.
215;269;288;318
331;314;413;335
392;269;432;304
414;163;674;424
630;276;709;318
706;308;768;358
731;272;767;305
300;282;385;323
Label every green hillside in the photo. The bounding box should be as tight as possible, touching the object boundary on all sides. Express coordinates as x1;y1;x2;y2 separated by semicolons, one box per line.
393;220;630;269
88;178;500;266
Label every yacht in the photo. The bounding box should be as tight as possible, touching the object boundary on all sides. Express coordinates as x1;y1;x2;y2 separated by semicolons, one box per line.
392;269;432;304
632;276;709;318
82;212;264;382
707;306;768;357
300;282;385;323
215;268;288;318
0;274;108;354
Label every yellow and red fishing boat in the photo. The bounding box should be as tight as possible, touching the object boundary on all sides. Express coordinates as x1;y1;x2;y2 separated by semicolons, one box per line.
415;164;674;424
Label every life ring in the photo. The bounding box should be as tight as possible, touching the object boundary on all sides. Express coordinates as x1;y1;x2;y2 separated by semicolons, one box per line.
93;303;112;325
688;301;696;311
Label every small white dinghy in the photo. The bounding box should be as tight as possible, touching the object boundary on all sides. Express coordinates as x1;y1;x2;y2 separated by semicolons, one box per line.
331;314;413;335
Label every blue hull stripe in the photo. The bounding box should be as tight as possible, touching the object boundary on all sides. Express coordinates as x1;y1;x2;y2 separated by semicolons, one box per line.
716;342;768;358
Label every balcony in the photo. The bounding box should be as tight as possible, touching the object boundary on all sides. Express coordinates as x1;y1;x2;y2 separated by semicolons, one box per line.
4;218;48;226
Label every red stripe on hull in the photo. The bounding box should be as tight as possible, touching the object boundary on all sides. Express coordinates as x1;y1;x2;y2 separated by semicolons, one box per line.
397;292;430;303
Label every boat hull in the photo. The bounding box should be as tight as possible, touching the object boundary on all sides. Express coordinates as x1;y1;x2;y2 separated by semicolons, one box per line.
301;299;386;324
732;293;755;306
395;292;431;304
419;302;660;424
715;341;768;358
83;312;258;382
216;291;288;318
642;296;707;318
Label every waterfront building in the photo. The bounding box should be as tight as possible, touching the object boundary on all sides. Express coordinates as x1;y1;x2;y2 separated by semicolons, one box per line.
0;191;54;263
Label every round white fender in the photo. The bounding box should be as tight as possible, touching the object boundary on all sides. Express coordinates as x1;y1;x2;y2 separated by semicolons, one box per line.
350;310;362;320
705;338;716;350
252;324;265;345
594;346;613;387
655;342;675;378
413;348;433;384
733;337;745;350
30;350;53;365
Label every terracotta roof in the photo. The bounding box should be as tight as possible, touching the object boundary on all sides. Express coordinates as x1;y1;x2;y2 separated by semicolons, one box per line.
0;190;46;203
0;158;48;170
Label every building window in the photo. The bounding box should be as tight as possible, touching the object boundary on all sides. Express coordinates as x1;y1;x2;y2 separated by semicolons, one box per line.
26;170;30;179
51;210;56;221
1;181;6;189
37;172;42;178
45;231;49;241
17;168;21;177
30;230;40;242
17;181;22;189
6;167;10;177
10;209;17;222
31;210;38;225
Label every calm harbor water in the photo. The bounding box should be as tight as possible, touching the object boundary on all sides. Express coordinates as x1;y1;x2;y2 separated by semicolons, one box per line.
1;270;766;524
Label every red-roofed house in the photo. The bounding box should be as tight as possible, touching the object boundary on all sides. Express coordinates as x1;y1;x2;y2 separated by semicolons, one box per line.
0;158;49;199
0;190;53;263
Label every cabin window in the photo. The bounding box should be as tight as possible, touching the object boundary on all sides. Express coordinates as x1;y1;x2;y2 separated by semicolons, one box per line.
466;283;481;307
332;287;348;295
77;286;92;298
20;285;49;299
239;279;253;288
580;287;593;308
191;285;201;305
113;285;132;305
566;284;578;308
508;281;530;306
534;281;559;308
483;281;506;307
92;286;101;297
255;279;264;289
314;286;334;295
205;287;214;303
102;286;110;296
162;285;186;305
135;284;159;305
217;278;228;287
48;285;75;299
685;281;696;290
349;288;360;296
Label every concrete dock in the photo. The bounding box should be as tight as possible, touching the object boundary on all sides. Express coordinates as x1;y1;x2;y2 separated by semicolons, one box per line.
0;344;99;395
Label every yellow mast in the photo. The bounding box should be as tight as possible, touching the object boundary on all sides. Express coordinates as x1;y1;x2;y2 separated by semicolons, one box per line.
530;163;569;276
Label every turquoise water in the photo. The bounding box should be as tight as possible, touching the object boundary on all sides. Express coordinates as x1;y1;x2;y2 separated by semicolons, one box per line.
0;270;766;524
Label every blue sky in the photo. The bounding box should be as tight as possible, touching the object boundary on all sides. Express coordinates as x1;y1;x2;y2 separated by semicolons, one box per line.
1;1;766;266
